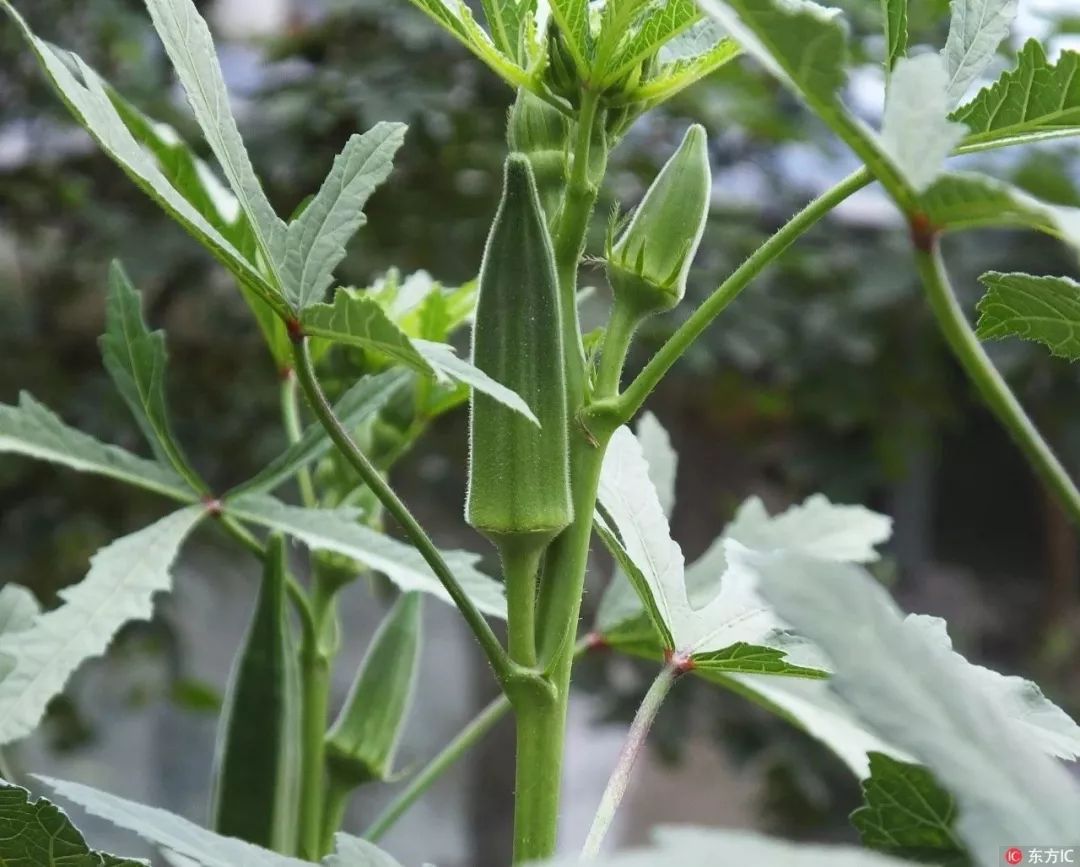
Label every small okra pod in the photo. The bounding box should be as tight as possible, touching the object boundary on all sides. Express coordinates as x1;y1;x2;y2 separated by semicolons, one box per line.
508;89;569;226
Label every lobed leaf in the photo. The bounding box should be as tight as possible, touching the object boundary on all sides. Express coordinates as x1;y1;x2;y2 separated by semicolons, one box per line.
601;0;702;86
976;272;1080;360
99;262;203;492
629;33;740;104
0;585;40;682
225;495;507;618
549;0;593;72
0;507;204;745
953;40;1080;150
0;392;193;502
0;782;147;866
941;0;1018;107
480;0;532;63
282;124;408;311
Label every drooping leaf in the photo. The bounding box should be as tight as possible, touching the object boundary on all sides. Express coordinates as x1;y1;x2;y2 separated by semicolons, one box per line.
324;834;405;867
0;782;147;867
540;825;913;866
37;776;312;867
851;753;969;865
952;40;1080;150
0;507;204;745
601;0;702;87
142;0;286;282
413;339;539;424
0;585;40;681
282;125;408;311
211;535;299;851
99;262;204;493
225;495;507;618
0;1;286;317
941;0;1018;107
0;393;193;502
920;173;1080;250
879;55;967;192
879;0;908;71
228;369;412;497
753;552;1080;851
300;289;437;374
975;272;1080;360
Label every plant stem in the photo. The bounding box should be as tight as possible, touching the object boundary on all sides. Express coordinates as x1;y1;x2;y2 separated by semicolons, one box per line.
581;664;679;859
502;539;544;669
364;694;512;843
513;686;562;863
281;372;318;508
320;777;354;854
289;338;518;688
917;242;1080;526
616;167;872;421
298;578;334;860
595;302;641;399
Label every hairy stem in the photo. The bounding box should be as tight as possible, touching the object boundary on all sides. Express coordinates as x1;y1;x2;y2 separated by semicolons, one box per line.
503;540;544;669
281;372;318;508
289;338;518;687
595;302;641;400
581;664;680;859
616;168;872;421
917;242;1080;526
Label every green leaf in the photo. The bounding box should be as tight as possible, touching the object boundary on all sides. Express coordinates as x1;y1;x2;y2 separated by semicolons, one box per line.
0;585;40;682
228;369;412;497
142;0;286;285
0;507;204;745
976;272;1080;360
225;495;507;618
413;339;539;424
0;392;193;502
324;835;405;867
880;55;967;192
282;124;407;311
99;262;204;493
753;553;1080;846
404;0;531;88
36;775;314;867
921;173;1080;250
636;412;677;517
689;643;827;678
301;289;437;374
211;535;299;851
0;2;286;317
541;825;913;866
601;0;702;87
480;0;531;63
851;753;969;866
953;40;1080;150
629;32;740;104
0;781;146;866
326;593;423;784
879;0;908;71
549;0;592;72
941;0;1018;106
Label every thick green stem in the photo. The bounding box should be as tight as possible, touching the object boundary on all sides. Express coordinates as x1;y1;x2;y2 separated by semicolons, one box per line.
298;584;333;860
581;664;679;859
616;168;872;422
917;242;1080;526
595;302;642;400
513;686;563;864
289;338;519;688
502;539;545;669
320;776;354;855
365;694;511;842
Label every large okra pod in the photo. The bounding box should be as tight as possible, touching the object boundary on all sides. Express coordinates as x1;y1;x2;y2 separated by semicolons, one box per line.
466;155;573;551
211;534;299;851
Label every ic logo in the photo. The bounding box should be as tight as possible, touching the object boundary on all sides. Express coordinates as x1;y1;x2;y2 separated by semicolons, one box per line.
1006;849;1024;865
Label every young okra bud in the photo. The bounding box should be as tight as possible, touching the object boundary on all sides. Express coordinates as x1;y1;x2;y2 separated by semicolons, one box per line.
507;89;568;225
466;155;573;552
606;124;711;318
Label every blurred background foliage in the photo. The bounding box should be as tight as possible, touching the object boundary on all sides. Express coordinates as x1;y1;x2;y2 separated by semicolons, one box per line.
3;0;1080;859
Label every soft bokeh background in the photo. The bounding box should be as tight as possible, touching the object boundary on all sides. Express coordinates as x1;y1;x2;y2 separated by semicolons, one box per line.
3;0;1080;864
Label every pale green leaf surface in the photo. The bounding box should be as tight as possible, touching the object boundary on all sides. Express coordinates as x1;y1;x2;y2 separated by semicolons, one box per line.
549;0;592;71
301;290;437;374
480;0;529;62
953;40;1080;149
752;551;1080;856
0;393;193;502
0;507;204;745
414;339;538;424
879;0;908;70
541;825;911;866
226;495;507;618
976;271;1080;360
228;369;412;497
630;33;740;103
603;0;702;85
0;3;283;314
324;835;405;867
636;412;677;517
0;782;147;867
0;585;40;682
36;776;311;867
941;0;1018;106
142;0;286;279
99;263;201;491
282;124;407;310
879;54;967;193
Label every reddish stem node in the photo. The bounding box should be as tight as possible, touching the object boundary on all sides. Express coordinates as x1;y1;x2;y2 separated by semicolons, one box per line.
663;647;695;676
201;495;223;517
909;211;939;253
278;365;294;382
286;317;305;344
585;631;610;652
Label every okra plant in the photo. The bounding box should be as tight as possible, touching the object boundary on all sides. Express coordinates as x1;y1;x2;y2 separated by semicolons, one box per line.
2;0;1080;864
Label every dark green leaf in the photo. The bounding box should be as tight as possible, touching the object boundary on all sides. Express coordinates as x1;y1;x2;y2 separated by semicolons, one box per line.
976;271;1080;360
879;0;908;70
